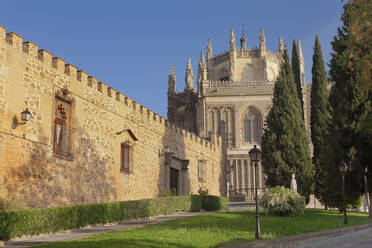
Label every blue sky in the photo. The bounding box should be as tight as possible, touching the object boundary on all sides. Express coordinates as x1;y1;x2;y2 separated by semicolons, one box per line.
0;0;344;117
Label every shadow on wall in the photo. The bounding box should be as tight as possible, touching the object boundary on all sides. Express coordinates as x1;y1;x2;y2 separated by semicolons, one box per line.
3;123;116;209
158;124;189;197
219;120;228;197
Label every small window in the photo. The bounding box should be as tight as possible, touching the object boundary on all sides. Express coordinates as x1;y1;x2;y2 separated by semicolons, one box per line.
121;143;130;173
198;161;204;181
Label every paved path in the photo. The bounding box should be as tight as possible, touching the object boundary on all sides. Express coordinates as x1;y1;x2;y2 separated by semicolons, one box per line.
297;226;372;248
2;212;204;248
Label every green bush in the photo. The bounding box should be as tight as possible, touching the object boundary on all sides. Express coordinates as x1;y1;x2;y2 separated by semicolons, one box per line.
260;186;305;216
202;195;228;211
0;195;202;241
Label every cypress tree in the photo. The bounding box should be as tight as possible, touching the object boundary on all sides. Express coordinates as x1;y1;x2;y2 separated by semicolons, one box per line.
262;49;313;201
292;40;304;119
310;35;330;200
322;0;372;209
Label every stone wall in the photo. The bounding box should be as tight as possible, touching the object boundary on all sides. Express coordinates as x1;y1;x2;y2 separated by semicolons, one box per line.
0;26;226;209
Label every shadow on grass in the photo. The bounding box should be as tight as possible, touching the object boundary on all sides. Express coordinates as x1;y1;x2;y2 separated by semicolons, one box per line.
39;239;196;248
37;210;369;248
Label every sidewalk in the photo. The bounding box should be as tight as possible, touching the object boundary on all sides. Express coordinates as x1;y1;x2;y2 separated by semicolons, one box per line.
1;211;205;248
224;223;372;248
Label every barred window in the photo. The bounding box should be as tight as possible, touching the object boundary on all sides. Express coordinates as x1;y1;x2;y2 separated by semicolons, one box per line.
120;143;130;173
198;160;205;181
53;97;73;158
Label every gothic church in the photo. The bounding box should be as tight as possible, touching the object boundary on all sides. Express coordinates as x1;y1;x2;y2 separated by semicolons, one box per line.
167;28;311;199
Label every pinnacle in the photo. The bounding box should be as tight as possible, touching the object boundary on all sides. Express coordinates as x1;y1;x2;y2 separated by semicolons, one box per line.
187;58;192;69
260;27;265;40
170;64;175;75
230;28;235;38
278;36;284;51
200;51;205;63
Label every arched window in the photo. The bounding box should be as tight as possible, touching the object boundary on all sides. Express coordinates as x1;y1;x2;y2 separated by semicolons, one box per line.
210;108;221;135
243;108;261;143
241;64;254;81
218;68;229;82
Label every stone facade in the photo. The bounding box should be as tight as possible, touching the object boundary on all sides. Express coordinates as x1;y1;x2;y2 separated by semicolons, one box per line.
0;26;226;209
167;28;311;200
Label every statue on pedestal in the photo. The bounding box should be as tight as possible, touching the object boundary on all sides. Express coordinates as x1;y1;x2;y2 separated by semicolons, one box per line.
290;173;297;192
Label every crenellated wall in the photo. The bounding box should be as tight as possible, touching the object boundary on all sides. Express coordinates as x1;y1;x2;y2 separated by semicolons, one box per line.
0;25;226;209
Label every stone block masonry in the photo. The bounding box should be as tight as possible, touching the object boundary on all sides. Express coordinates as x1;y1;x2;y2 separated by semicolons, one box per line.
0;25;226;209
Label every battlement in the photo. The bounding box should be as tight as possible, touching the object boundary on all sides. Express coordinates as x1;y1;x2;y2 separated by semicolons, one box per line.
212;50;229;65
0;25;221;150
208;80;275;88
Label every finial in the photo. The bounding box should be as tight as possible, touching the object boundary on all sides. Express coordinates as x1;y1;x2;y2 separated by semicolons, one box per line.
200;51;205;63
187;58;192;69
259;27;266;56
168;64;176;94
230;28;236;51
185;58;194;90
260;27;265;41
240;24;247;49
297;41;304;63
230;28;235;38
207;38;213;61
278;36;284;53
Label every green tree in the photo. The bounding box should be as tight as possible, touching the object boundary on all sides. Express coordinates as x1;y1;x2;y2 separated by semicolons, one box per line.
322;0;372;211
292;40;304;119
262;49;314;201
310;35;330;200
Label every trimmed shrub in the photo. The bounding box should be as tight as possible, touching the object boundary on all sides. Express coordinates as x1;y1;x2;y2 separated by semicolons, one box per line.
260;186;305;216
202;195;229;211
0;195;202;241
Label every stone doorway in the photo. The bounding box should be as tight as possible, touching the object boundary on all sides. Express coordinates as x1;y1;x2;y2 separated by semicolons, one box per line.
170;167;179;195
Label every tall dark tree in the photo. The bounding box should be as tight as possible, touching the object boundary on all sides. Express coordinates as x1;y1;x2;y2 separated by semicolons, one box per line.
310;36;330;200
292;40;304;119
322;0;372;211
262;49;314;201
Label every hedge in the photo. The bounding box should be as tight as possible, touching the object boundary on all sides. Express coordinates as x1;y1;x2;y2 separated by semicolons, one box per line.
201;195;229;211
0;195;203;241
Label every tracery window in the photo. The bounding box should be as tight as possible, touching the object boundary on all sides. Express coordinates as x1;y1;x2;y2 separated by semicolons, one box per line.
243;109;261;144
218;68;229;82
53;96;73;158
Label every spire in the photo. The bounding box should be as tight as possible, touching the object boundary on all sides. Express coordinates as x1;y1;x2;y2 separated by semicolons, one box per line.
198;51;207;80
296;40;305;86
259;27;266;57
240;25;247;49
230;28;236;52
207;38;212;61
199;51;205;67
185;58;194;90
168;64;176;94
278;36;284;53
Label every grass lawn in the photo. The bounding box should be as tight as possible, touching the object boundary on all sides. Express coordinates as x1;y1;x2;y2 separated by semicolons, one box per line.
36;209;370;248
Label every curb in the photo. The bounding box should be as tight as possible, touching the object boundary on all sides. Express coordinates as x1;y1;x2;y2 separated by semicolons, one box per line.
223;223;372;248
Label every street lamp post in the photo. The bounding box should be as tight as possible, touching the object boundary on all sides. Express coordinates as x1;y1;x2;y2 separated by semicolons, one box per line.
249;145;262;240
339;161;348;225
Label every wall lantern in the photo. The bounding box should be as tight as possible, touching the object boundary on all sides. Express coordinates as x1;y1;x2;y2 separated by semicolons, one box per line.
21;108;32;122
